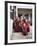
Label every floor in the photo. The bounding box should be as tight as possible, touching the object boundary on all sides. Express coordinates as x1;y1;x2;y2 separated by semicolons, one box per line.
10;26;32;40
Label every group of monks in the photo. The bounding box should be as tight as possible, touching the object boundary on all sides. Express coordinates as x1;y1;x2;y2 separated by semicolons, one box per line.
13;16;30;35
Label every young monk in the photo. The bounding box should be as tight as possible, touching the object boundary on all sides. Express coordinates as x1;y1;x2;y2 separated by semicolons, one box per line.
21;19;30;35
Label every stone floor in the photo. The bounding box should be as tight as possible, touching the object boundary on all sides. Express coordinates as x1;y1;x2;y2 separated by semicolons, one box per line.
10;26;32;40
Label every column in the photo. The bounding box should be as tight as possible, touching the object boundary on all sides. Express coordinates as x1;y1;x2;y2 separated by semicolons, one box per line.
29;14;30;21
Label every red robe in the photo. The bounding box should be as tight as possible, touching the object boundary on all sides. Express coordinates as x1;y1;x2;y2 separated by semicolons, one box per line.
22;21;30;33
